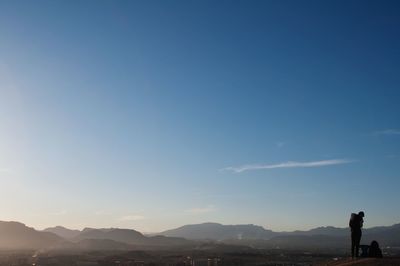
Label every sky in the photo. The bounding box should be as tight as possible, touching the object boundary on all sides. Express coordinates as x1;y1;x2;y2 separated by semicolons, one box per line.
0;0;400;233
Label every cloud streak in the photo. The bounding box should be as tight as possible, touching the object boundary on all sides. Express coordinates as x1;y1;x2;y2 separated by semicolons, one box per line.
373;129;400;136
222;159;354;173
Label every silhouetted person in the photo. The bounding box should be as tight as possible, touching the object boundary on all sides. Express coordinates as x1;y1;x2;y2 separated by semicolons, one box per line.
368;240;383;258
349;211;364;258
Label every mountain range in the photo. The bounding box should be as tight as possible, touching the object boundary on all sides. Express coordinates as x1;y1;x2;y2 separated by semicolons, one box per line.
1;221;399;251
161;222;400;248
160;222;400;240
0;221;191;251
160;222;278;240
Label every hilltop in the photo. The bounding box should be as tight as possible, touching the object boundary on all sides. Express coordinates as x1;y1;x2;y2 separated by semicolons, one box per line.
318;258;400;266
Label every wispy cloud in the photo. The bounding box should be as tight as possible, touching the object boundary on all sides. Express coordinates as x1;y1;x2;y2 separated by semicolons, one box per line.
185;205;216;215
373;129;400;136
118;215;145;221
222;159;354;173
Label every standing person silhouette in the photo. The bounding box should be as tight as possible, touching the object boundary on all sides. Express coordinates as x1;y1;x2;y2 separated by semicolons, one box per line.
349;211;365;258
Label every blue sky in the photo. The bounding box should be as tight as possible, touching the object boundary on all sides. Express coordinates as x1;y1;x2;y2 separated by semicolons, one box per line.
0;0;400;232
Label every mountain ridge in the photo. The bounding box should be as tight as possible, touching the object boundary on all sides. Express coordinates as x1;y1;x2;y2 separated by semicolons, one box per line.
0;221;65;250
2;220;399;251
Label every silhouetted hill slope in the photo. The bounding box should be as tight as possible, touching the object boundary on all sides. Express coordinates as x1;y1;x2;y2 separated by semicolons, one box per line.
160;222;278;240
362;223;400;246
0;221;65;250
74;228;145;244
75;239;132;250
317;258;400;266
81;227;114;233
289;226;348;237
74;228;191;247
268;235;347;249
147;235;193;246
43;226;81;239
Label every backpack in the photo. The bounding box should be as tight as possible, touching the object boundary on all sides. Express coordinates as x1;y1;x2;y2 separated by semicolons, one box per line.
349;213;359;229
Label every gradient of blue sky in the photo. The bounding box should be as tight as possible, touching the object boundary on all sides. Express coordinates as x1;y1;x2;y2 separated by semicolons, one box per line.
0;0;400;232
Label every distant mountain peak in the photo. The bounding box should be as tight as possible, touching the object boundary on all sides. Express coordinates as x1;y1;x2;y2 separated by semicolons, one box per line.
160;222;277;240
44;226;81;239
0;221;64;250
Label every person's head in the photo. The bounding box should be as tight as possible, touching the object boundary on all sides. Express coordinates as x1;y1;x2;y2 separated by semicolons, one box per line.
358;211;365;217
370;240;379;249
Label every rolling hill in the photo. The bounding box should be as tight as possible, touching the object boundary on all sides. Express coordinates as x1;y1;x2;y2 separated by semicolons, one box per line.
160;222;278;240
0;221;65;250
43;226;81;239
73;227;192;247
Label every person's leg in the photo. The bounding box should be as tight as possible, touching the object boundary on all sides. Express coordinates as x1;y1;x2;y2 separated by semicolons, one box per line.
351;235;356;258
355;234;361;257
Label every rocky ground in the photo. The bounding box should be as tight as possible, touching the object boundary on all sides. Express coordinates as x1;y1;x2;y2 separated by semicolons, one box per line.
317;257;400;266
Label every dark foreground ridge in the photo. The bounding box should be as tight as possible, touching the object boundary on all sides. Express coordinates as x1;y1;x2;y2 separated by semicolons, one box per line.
317;257;400;266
